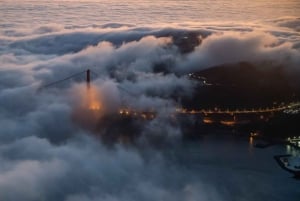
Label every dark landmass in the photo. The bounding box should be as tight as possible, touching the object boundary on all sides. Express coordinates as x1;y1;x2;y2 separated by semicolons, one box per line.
182;61;300;110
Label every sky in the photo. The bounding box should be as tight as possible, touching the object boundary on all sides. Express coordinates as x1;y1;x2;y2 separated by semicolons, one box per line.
0;1;300;201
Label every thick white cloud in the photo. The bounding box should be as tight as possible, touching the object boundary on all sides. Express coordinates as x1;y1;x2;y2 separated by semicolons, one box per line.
0;16;300;201
177;31;300;73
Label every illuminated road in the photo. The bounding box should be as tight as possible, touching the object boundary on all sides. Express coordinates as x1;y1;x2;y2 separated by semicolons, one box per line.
117;102;300;119
177;102;300;115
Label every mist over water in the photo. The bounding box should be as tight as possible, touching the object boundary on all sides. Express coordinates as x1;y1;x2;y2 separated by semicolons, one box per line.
0;0;300;201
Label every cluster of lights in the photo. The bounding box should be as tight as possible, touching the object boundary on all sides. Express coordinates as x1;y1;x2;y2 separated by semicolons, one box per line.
284;108;300;114
119;109;155;120
287;136;300;147
250;132;259;137
220;120;236;126
89;103;101;111
188;73;210;84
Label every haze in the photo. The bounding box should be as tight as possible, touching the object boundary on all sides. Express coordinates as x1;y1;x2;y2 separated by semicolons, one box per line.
0;0;300;201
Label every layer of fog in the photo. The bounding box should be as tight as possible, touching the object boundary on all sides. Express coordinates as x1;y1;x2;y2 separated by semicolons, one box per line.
0;18;300;201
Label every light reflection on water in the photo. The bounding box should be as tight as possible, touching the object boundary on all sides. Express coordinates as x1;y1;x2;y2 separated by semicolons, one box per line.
286;145;300;156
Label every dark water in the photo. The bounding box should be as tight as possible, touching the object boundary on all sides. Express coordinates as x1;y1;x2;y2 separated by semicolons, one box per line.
163;134;300;201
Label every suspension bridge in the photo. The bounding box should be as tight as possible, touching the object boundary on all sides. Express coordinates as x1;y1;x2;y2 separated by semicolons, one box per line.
39;69;300;125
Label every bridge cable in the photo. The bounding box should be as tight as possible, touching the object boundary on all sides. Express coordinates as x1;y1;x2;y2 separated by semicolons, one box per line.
38;70;87;91
89;69;138;96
